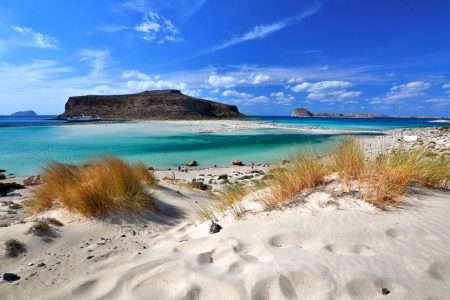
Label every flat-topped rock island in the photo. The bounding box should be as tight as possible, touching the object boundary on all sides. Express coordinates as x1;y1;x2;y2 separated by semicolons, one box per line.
59;90;245;120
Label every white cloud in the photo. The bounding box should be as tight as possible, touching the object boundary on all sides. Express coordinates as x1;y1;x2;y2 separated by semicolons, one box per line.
11;26;58;49
134;11;180;42
207;2;320;53
291;80;352;93
290;80;360;102
207;74;237;88
222;89;253;98
385;81;431;100
123;69;187;91
250;73;270;85
271;91;295;105
80;49;110;76
442;83;450;92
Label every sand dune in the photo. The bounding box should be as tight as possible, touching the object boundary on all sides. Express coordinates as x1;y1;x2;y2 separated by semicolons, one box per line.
2;188;445;300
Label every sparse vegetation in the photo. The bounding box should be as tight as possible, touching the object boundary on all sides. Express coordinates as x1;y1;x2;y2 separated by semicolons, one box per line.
26;157;156;218
266;155;328;208
330;138;365;186
265;138;450;209
27;220;52;236
4;239;26;257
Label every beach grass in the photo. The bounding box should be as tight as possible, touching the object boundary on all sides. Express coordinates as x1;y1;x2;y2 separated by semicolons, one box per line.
266;155;328;208
26;157;156;218
265;138;450;209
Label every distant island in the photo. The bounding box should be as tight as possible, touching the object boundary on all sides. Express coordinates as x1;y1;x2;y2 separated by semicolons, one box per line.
291;108;384;118
11;110;37;117
60;90;245;120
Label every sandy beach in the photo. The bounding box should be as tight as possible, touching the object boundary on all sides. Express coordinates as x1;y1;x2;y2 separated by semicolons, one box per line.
1;126;450;300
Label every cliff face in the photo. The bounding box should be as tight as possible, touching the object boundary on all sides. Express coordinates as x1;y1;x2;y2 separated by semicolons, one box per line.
61;90;245;120
291;107;385;118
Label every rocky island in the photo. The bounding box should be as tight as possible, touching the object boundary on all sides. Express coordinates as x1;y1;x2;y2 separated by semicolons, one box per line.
291;107;385;118
10;110;37;117
60;90;245;120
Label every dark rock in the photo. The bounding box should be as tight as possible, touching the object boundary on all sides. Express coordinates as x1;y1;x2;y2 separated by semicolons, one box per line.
87;255;95;260
2;273;21;282
187;160;198;167
0;169;6;173
209;222;222;234
232;160;245;166
8;203;22;210
60;90;245;120
190;181;210;191
0;174;6;180
37;262;46;267
291;108;314;117
218;174;228;180
381;288;391;295
0;182;25;197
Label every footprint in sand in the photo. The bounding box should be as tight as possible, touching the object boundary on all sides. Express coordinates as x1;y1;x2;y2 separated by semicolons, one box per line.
268;233;303;248
428;259;450;282
251;270;336;300
323;243;377;257
386;228;439;241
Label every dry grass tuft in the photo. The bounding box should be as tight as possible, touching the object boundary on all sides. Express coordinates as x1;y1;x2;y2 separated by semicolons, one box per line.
266;155;328;208
26;157;156;218
4;239;26;257
264;138;450;209
330;138;365;186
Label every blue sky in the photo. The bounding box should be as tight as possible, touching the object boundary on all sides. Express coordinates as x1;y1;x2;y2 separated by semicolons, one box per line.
0;0;449;116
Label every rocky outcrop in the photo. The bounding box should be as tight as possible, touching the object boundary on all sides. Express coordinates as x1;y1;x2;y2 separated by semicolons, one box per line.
11;110;37;117
291;108;314;117
291;108;385;118
60;90;245;120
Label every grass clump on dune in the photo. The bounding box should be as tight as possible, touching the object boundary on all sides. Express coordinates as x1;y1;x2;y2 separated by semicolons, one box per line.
266;155;328;208
266;138;450;209
330;138;365;184
27;157;156;218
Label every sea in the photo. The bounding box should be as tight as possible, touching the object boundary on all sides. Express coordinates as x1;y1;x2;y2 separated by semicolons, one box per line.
0;115;446;176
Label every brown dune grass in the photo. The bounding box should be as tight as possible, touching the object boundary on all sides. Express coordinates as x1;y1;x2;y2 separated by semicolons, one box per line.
27;157;156;218
266;155;328;208
330;137;365;187
267;138;450;209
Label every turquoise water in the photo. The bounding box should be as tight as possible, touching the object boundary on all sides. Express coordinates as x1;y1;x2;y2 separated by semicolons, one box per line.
0;116;444;176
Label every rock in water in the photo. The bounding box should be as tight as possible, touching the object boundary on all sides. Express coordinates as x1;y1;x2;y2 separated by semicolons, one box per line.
291;108;314;117
23;175;41;186
187;160;198;167
209;222;222;234
232;160;244;166
3;273;21;282
60;90;245;120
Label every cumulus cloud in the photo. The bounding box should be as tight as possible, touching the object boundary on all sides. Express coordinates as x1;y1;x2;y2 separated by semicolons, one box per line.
385;81;431;100
207;74;237;88
122;69;187;90
290;80;360;102
11;26;58;49
271;91;295;105
222;89;253;98
442;83;450;92
249;73;270;85
134;11;180;42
